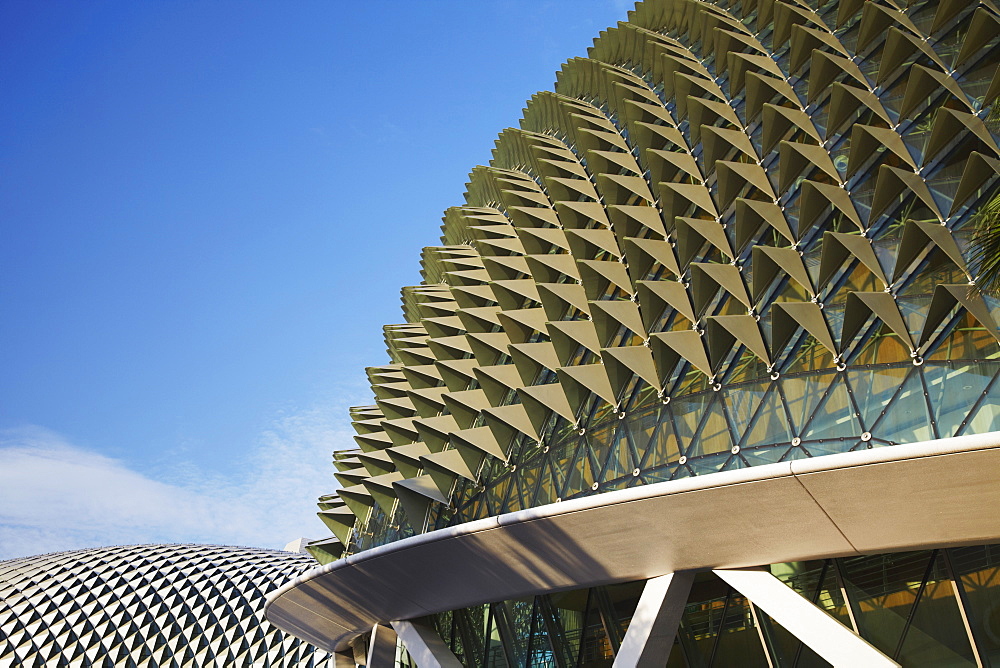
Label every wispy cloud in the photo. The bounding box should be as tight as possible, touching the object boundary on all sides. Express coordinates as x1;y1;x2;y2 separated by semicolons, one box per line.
0;408;352;560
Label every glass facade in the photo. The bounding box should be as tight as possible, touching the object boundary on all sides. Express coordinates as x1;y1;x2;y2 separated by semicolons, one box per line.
424;545;1000;668
430;357;999;533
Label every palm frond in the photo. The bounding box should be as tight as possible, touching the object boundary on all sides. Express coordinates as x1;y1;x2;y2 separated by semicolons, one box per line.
969;194;1000;296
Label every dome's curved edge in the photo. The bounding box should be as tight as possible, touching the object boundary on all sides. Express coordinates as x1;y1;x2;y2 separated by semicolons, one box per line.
0;542;313;565
265;429;1000;653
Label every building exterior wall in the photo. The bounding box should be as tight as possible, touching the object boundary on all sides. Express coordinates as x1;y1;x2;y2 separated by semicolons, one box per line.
282;0;1000;664
314;0;1000;564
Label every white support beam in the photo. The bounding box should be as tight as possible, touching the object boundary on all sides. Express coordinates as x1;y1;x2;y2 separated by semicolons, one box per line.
332;650;355;668
613;571;695;668
713;568;899;668
391;619;464;668
367;624;398;668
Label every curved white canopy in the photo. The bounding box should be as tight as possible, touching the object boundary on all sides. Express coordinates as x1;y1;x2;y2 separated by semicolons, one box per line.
266;431;1000;653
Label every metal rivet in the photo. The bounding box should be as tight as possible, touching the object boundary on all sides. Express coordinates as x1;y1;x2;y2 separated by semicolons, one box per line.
861;432;872;442
912;356;924;366
731;445;741;454
792;437;802;446
578;428;586;435
632;468;641;477
618;412;626;419
678;456;688;465
713;383;722;391
543;445;550;454
836;362;847;371
510;464;517;472
591;482;599;491
770;372;780;380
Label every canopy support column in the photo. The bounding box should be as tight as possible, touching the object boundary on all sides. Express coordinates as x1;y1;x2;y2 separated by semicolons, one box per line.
714;568;899;667
391;619;463;668
333;651;355;668
612;571;695;667
366;624;398;668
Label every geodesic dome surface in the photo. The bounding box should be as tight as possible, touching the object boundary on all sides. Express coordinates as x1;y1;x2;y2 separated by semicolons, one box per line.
0;544;334;668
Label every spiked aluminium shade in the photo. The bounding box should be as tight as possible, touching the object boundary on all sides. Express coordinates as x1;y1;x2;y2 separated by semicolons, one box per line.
279;0;1000;665
305;0;1000;567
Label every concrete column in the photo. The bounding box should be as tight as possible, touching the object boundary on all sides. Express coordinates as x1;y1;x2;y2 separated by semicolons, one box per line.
612;571;695;668
367;624;398;668
713;568;899;668
391;619;464;668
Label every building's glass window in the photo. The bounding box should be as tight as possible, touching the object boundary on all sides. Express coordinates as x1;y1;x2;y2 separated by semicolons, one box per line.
429;545;1000;667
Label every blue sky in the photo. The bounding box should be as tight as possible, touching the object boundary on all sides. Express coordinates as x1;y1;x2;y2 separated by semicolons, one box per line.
0;1;631;559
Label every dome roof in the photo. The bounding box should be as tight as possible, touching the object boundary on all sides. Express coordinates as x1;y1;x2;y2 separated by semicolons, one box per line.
0;544;334;667
308;0;1000;563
